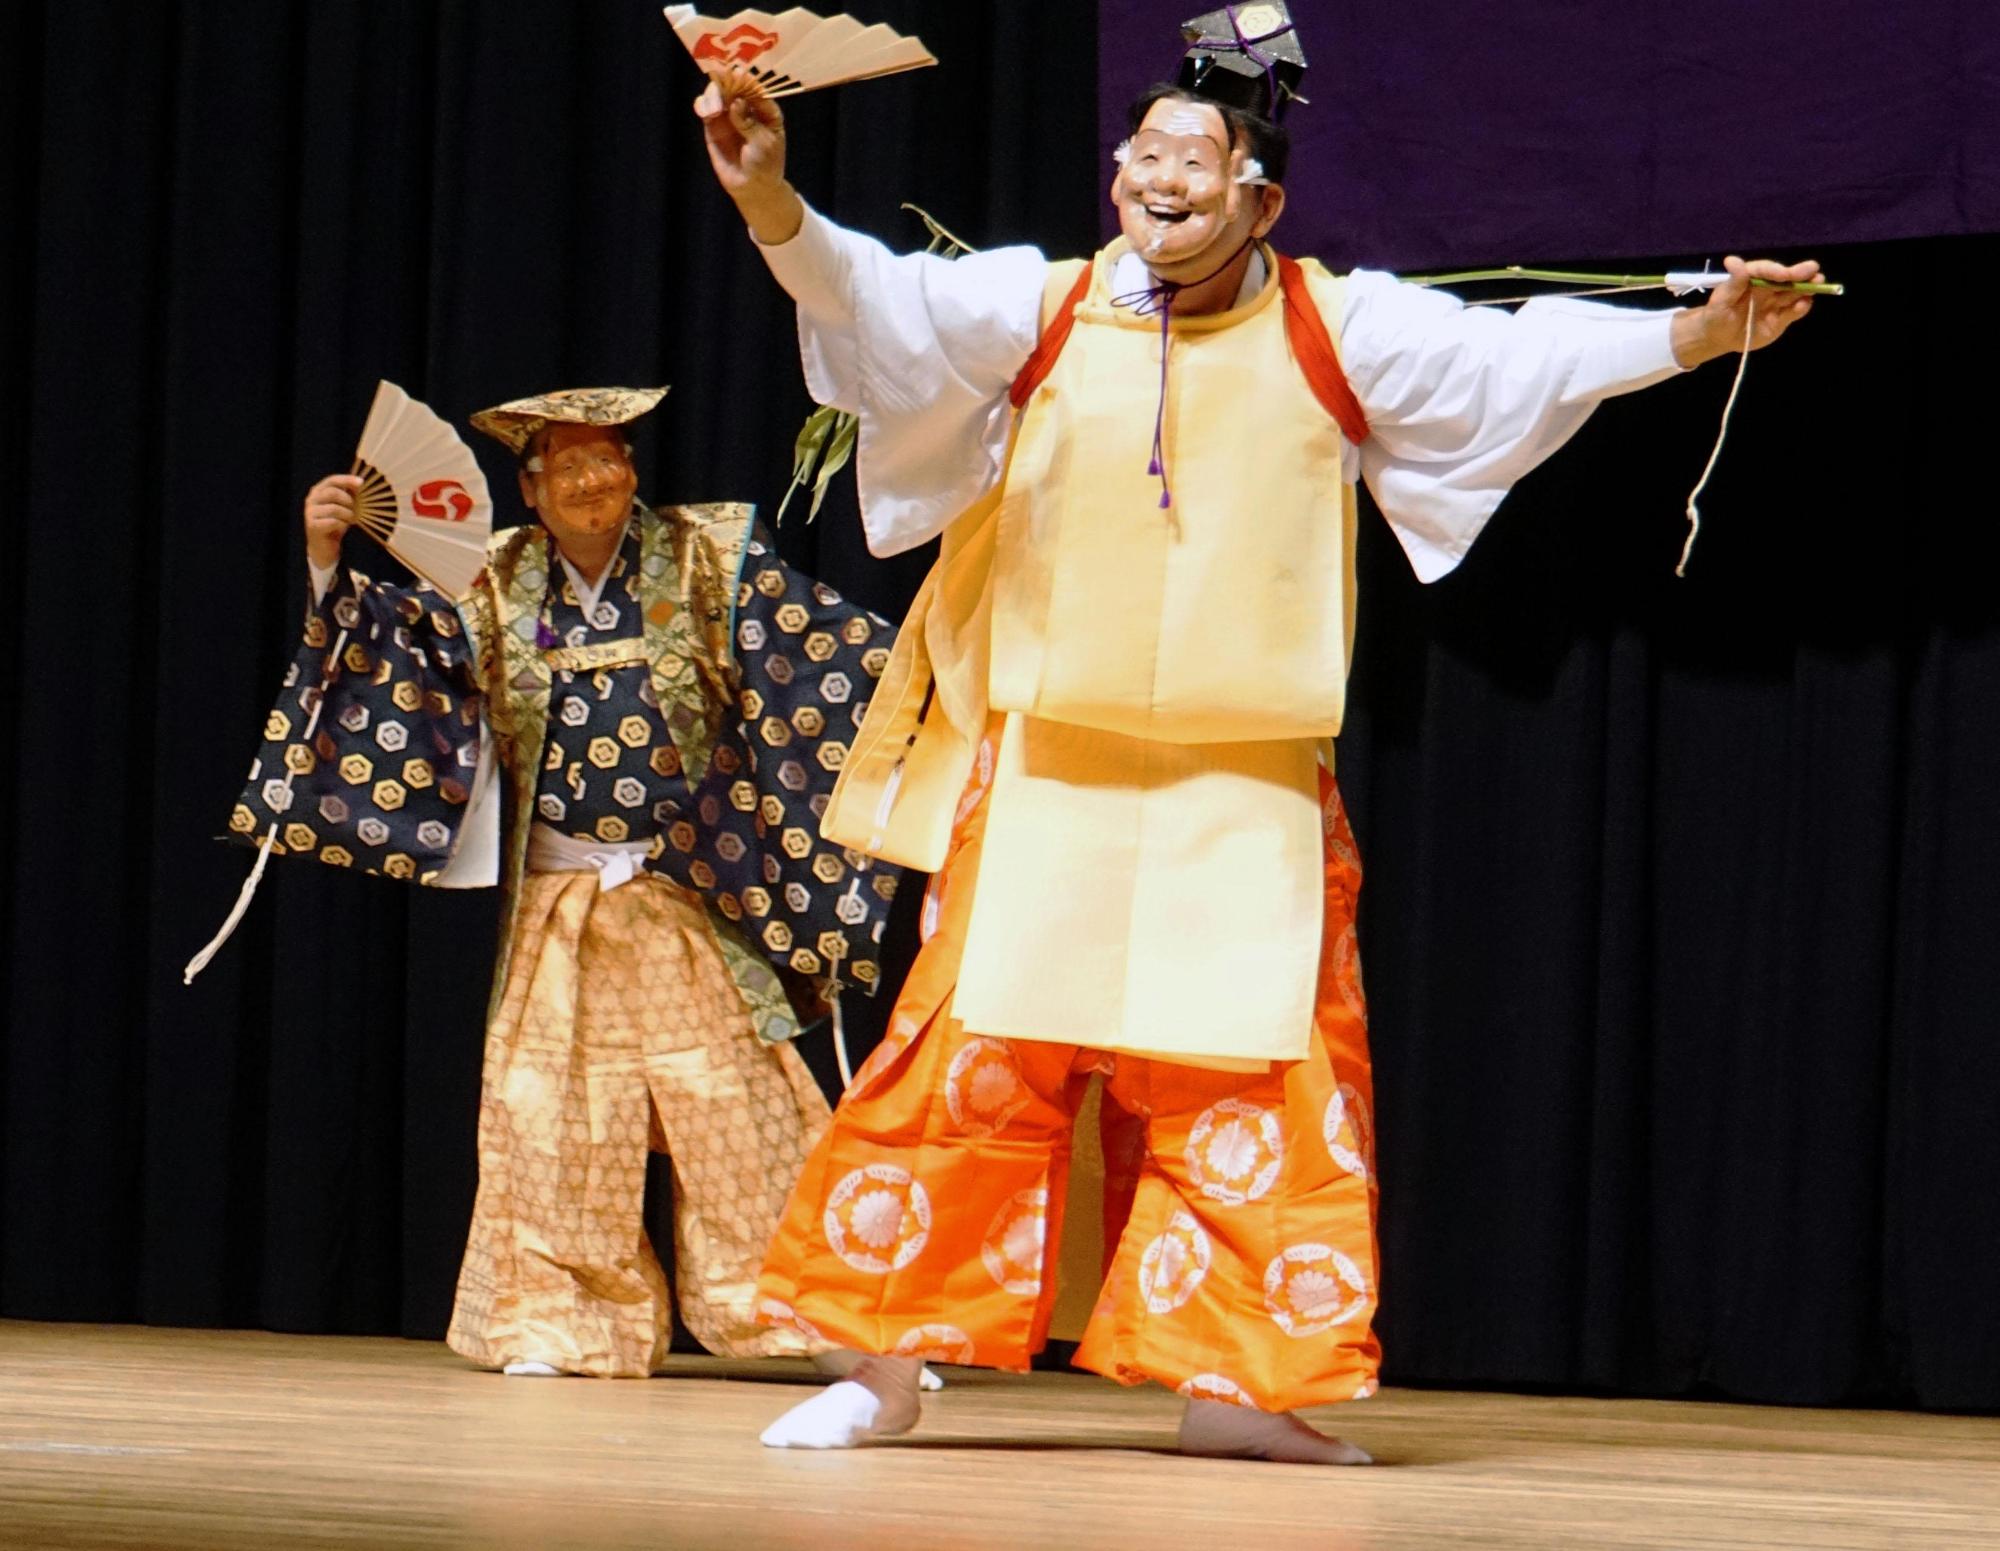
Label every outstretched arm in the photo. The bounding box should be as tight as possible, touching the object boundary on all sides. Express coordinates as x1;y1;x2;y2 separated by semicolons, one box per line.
1346;253;1818;582
689;67;1047;555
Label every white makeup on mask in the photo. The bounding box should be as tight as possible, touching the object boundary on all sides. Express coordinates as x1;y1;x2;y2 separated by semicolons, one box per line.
1160;106;1217;138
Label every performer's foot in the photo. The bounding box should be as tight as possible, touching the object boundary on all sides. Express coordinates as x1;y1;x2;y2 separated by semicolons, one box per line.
760;1355;925;1448
811;1349;944;1390
1177;1399;1372;1465
500;1360;566;1377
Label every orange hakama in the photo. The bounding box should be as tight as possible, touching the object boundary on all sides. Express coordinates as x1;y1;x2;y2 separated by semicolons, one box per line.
758;725;1380;1414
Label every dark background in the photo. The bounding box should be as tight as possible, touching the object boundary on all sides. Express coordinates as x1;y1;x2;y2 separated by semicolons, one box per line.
3;0;1995;1411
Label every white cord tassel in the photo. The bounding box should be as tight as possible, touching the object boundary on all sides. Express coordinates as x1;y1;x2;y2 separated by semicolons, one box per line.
1677;298;1756;578
181;825;278;984
183;625;349;984
830;990;854;1090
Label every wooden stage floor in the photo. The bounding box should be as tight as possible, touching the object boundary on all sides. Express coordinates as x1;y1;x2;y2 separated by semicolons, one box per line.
0;1322;1994;1550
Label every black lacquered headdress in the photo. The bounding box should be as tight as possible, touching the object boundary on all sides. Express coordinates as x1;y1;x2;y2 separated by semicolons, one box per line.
1177;3;1308;121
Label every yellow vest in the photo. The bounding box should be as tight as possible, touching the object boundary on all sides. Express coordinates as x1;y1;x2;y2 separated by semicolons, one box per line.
825;241;1358;1064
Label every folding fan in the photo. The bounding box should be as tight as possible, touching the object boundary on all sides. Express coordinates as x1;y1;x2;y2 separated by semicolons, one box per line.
181;382;491;987
347;381;492;599
663;6;937;97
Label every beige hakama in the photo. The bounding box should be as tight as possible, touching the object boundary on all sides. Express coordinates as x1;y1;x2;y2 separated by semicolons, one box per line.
447;870;830;1375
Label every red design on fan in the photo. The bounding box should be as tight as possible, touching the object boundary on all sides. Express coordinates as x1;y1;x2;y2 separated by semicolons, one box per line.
412;480;474;523
693;24;780;64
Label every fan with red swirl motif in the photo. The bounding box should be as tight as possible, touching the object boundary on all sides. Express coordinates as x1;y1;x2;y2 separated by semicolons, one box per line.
662;6;937;98
347;380;493;600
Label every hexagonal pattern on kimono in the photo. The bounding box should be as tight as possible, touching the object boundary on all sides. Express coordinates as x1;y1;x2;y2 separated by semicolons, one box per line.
230;568;480;882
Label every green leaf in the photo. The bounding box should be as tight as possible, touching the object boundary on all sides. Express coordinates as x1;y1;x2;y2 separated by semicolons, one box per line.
777;405;847;525
806;412;858;521
794;404;842;476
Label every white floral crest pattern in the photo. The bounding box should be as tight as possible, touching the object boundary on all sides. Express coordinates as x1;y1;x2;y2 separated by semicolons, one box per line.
1138;1210;1212;1315
1321;1083;1374;1183
892;1323;976;1364
757;1297;826;1343
1184;1098;1283;1206
1322;787;1360;873
980;1188;1048;1295
1176;1373;1255;1407
824;1162;932;1275
945;1037;1031;1138
1330;922;1368;1021
1263;1242;1370;1337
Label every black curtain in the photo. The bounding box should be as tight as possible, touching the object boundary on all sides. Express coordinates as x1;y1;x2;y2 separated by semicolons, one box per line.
3;1;1994;1412
1341;233;2000;1411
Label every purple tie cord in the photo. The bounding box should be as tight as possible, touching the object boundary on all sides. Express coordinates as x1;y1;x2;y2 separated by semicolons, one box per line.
1109;276;1182;509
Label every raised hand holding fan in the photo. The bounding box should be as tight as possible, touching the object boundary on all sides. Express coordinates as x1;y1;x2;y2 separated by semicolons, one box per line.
663;5;937;98
346;381;492;599
182;382;491;985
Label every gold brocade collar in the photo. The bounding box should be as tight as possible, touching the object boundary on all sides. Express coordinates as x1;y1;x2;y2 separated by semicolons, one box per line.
484;506;733;789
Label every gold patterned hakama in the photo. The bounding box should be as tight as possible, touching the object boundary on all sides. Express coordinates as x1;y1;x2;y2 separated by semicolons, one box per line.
446;870;831;1375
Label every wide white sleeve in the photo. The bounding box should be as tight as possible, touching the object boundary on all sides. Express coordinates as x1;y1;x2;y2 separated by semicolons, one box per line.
754;204;1047;556
1340;269;1688;582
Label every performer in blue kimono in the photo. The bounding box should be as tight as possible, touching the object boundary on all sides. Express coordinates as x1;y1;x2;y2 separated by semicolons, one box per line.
230;386;902;1377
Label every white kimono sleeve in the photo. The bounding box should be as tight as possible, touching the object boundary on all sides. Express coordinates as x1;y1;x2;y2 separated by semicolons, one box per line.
754;204;1047;556
1340;270;1687;582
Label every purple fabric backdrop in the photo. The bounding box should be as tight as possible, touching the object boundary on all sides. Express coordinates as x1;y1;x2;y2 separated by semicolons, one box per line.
1099;0;2000;269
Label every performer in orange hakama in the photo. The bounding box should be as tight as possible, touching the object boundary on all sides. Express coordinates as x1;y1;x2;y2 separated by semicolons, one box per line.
697;0;1818;1461
758;723;1381;1427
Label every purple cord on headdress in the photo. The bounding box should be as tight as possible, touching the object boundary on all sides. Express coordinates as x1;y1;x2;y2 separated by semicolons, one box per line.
1184;4;1295;115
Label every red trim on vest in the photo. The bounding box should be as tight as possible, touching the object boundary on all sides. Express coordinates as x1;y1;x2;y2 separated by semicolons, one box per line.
1009;262;1094;408
1276;254;1370;445
1016;265;1096;411
1008;252;1371;445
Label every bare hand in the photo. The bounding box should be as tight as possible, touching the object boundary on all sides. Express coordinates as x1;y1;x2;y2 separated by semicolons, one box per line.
1672;255;1821;368
694;66;803;244
303;474;360;571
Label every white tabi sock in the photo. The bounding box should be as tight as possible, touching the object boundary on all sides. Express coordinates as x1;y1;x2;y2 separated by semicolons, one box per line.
501;1361;565;1377
759;1380;884;1449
